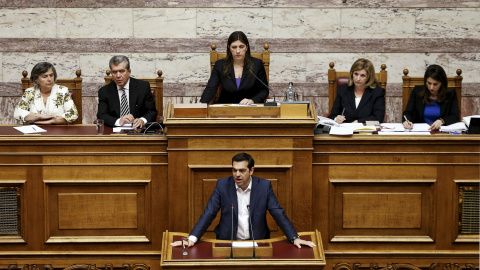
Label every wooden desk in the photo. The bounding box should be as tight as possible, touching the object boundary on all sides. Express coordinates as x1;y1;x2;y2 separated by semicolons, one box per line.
313;134;480;268
0;125;168;270
161;231;325;269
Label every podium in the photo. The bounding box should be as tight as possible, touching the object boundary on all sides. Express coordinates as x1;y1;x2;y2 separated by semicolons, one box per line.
160;230;326;269
163;103;318;239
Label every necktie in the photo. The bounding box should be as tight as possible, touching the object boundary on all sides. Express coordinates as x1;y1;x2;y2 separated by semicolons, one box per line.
120;88;129;117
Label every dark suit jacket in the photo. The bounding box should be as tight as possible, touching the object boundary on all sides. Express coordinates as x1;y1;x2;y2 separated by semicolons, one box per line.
190;176;298;241
97;77;158;127
200;57;269;104
403;85;460;125
328;84;386;123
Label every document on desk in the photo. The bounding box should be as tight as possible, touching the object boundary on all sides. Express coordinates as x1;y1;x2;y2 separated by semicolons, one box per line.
439;122;467;132
14;125;47;134
232;241;258;247
329;126;354;135
378;131;431;135
410;123;432;132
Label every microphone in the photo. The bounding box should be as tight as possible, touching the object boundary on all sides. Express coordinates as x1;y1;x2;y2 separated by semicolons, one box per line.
247;68;277;107
143;120;164;135
247;205;257;259
230;203;234;259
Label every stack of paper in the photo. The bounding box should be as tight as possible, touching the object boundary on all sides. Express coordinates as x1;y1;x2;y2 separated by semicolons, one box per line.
463;115;480;127
439;122;467;132
14;125;47;134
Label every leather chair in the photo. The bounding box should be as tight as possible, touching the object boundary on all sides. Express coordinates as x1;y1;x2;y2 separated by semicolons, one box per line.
209;43;270;104
104;70;164;120
402;68;462;113
22;70;83;124
328;62;387;113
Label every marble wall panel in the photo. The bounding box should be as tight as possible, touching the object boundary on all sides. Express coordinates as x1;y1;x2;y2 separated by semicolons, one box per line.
0;53;2;82
448;53;480;83
82;96;98;124
155;53;210;85
381;53;449;83
129;53;158;78
416;8;480;38
0;39;38;52
196;8;273;38
340;8;416;39
0;96;20;124
270;53;307;84
305;53;383;83
272;9;341;38
79;53;123;83
0;8;57;38
133;8;196;38
56;8;133;38
2;53;80;83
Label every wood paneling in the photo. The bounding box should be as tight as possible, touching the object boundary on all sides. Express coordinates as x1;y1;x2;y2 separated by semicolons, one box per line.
342;193;422;229
58;193;138;229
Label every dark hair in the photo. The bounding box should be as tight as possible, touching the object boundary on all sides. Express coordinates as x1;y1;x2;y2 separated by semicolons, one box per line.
348;58;378;88
30;62;57;87
223;31;253;78
109;55;130;70
420;64;449;104
232;153;255;170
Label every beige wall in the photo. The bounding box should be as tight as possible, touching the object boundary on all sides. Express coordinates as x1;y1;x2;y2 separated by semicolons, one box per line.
0;1;479;124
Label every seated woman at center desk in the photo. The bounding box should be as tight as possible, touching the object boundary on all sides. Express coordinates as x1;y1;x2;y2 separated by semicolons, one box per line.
328;58;386;124
199;31;269;105
403;64;459;130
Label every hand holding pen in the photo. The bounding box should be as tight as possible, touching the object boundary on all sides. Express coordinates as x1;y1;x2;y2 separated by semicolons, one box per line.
403;115;413;130
335;108;347;124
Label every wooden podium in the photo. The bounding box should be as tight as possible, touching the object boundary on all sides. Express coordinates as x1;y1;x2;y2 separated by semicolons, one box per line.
160;231;326;269
163;103;318;240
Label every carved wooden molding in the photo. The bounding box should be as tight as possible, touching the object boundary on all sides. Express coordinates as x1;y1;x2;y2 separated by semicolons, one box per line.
334;263;477;270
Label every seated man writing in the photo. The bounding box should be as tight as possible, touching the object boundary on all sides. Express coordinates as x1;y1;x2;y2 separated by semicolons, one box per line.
171;153;316;249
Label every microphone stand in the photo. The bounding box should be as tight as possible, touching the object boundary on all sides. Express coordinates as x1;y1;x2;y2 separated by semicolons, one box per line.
247;68;277;107
247;205;257;259
230;204;234;259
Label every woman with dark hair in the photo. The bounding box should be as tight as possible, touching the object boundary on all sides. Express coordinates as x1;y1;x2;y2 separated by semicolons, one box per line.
14;62;78;124
403;64;459;130
328;58;386;123
200;31;269;105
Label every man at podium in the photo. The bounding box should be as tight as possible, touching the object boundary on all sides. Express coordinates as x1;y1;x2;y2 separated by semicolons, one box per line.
172;153;316;249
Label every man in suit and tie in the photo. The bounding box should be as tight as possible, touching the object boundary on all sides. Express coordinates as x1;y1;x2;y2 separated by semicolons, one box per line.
97;55;157;128
171;153;316;249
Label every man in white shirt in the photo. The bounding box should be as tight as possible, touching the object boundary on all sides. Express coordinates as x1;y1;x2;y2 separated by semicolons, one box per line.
171;153;316;249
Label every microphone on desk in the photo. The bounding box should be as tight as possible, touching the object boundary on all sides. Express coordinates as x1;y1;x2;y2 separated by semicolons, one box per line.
143;120;164;135
247;204;257;259
247;68;277;107
230;203;234;259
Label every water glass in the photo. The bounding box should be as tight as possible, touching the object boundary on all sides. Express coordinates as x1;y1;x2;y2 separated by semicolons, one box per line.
96;119;104;135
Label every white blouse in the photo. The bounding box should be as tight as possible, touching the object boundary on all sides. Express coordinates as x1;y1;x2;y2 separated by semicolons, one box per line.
14;84;79;123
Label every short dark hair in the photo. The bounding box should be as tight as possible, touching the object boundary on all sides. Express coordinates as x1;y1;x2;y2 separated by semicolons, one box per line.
30;62;57;87
109;55;130;70
232;153;255;169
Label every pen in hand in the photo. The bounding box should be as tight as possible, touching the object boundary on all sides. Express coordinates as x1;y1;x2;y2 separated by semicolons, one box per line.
341;108;345;116
403;115;413;130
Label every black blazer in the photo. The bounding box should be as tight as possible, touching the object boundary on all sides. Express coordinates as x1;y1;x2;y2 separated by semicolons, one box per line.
189;176;298;241
200;57;269;104
403;85;460;125
328;84;386;123
97;77;158;127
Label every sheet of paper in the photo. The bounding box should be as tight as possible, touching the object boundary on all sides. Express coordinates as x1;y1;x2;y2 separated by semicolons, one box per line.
339;123;364;129
462;115;480;126
329;126;353;135
113;127;135;132
115;123;133;127
14;125;47;134
378;131;431;135
232;241;258;247
439;122;467;132
380;123;405;132
410;123;431;132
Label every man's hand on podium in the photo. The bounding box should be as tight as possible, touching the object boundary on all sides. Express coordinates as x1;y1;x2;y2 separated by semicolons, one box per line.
293;238;316;249
170;238;195;247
